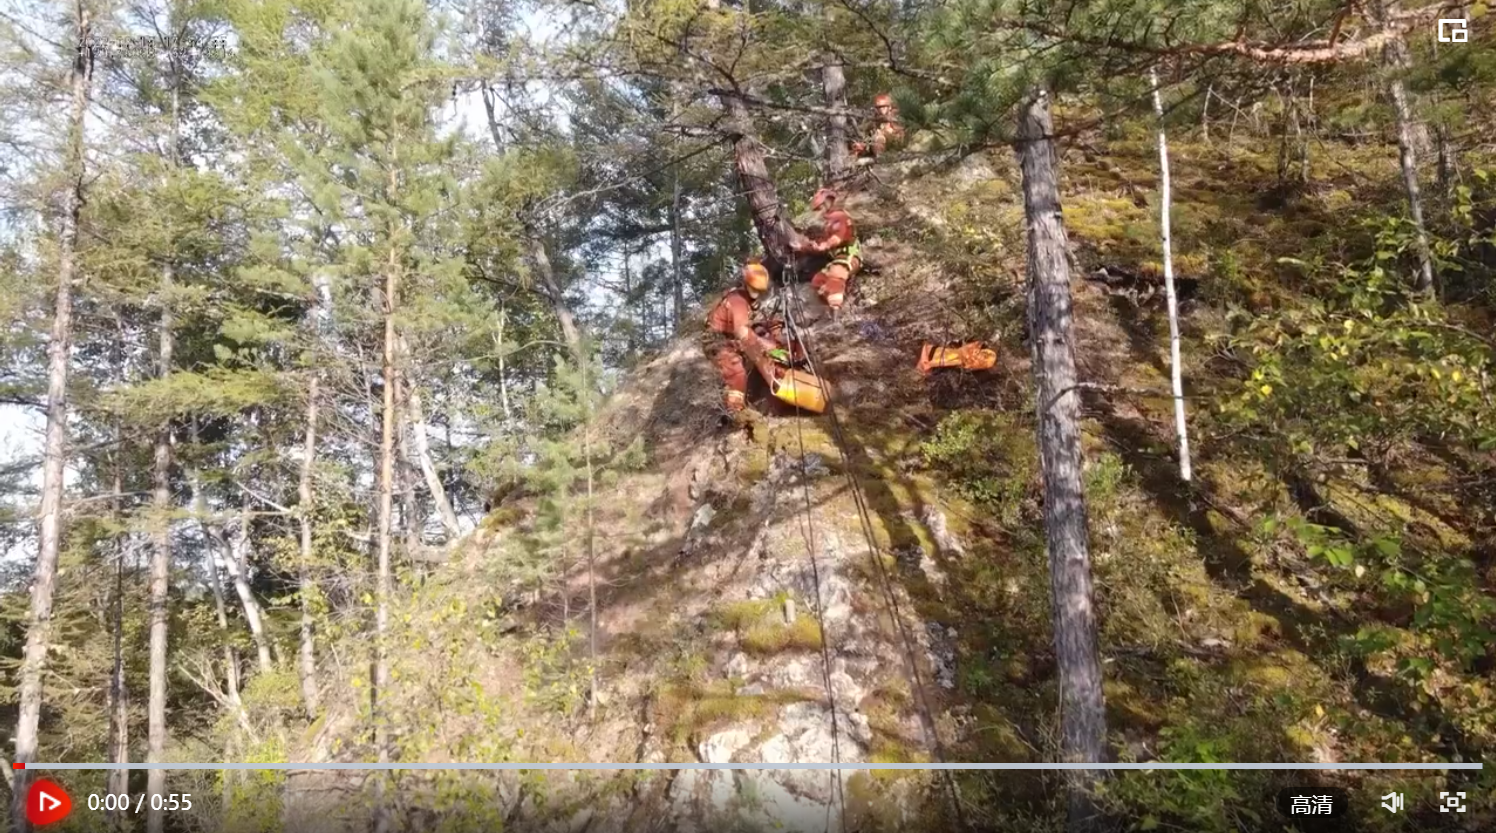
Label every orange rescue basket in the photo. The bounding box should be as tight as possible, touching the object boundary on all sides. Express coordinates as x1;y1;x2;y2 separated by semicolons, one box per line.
770;367;830;414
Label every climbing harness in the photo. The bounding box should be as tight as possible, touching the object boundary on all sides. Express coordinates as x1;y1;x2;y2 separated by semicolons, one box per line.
775;267;970;832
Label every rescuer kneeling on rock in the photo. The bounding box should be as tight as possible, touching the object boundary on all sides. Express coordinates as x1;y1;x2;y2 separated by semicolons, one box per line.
702;260;788;417
851;92;905;161
793;187;860;320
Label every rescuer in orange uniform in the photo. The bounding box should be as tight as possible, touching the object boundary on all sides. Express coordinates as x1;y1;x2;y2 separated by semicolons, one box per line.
793;187;860;319
702;260;788;413
851;93;905;160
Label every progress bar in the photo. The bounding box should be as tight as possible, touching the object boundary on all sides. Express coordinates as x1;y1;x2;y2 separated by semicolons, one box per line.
20;763;1484;771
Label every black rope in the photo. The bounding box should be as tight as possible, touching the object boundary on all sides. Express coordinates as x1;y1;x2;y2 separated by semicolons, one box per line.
776;265;850;833
777;261;970;831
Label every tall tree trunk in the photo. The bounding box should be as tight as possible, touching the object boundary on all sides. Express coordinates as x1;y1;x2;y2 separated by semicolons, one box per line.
821;50;851;182
1371;0;1436;295
107;452;130;831
584;363;599;721
1013;89;1108;833
495;307;513;425
146;73;182;833
372;161;401;833
719;94;807;270
297;376;322;719
670;166;684;331
1150;68;1193;483
11;7;91;831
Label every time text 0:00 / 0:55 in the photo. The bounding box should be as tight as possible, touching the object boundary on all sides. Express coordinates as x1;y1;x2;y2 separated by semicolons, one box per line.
88;793;193;813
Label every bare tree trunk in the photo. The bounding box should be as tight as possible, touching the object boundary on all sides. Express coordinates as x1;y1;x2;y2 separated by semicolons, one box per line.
194;471;244;715
297;376;321;719
1150;68;1194;483
720;94;808;270
1372;0;1436;295
1434;122;1452;197
584;364;599;721
1014;88;1108;833
395;336;460;541
145;74;181;833
11;8;92;831
1200;83;1211;144
372;161;401;833
495;307;513;425
821;50;852;182
671;167;684;331
108;453;130;831
224;497;274;673
524;231;582;354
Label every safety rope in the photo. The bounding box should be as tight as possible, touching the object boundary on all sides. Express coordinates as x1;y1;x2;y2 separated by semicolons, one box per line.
776;262;970;831
776;266;849;833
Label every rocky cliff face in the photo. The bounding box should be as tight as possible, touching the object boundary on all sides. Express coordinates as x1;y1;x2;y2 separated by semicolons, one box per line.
280;161;1002;833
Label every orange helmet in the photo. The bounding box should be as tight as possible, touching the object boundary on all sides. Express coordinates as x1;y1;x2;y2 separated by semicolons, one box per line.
810;187;837;211
743;261;771;294
873;93;894;108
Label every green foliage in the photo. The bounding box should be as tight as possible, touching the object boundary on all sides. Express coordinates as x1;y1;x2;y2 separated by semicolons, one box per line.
519;625;590;717
920;410;1036;527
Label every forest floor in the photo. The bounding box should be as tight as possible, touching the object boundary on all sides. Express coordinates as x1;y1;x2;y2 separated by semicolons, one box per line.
272;123;1494;833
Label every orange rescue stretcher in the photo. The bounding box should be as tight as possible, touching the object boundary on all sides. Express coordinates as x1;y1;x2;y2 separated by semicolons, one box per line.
918;341;998;375
750;328;829;414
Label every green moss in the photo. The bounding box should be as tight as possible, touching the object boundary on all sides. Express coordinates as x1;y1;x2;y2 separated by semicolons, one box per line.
712;598;780;631
658;682;812;748
741;615;824;656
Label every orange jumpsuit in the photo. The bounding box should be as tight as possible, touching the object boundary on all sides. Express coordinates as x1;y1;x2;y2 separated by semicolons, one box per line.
805;208;860;311
702;287;779;408
853;119;905;159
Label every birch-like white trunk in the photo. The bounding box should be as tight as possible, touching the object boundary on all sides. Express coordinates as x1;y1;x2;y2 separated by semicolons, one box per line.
146;75;183;833
297;376;322;718
1150;67;1194;483
223;501;274;672
1372;0;1436;294
396;335;461;541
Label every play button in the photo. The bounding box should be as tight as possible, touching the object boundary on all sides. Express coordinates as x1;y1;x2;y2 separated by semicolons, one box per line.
25;778;72;826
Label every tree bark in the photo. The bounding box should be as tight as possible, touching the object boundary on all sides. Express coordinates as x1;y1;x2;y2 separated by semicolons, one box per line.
372;160;400;833
146;72;182;833
670;165;685;331
11;6;91;831
107;453;129;831
584;367;599;721
719;94;807;271
1150;68;1193;483
524;232;582;355
224;498;274;673
1014;88;1108;833
394;336;460;541
297;376;321;719
1371;0;1436;295
495;307;513;425
193;469;244;718
821;51;852;182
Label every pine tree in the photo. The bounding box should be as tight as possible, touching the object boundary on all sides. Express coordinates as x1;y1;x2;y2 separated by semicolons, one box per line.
9;5;94;829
